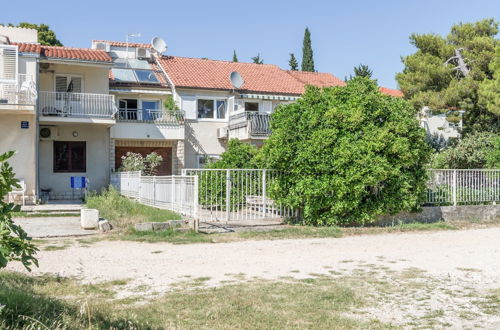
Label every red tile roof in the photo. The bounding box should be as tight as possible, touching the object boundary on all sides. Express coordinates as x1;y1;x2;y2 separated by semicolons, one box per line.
15;43;112;63
285;70;346;88
378;86;404;97
157;56;345;95
92;40;152;48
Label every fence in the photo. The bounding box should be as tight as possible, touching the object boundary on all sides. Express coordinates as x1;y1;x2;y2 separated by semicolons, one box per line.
110;171;198;218
39;91;117;118
426;169;500;205
183;169;294;222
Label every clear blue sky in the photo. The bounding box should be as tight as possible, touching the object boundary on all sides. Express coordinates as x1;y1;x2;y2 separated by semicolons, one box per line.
3;0;499;88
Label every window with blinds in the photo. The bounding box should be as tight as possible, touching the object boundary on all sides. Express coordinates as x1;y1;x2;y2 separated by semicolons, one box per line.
0;45;18;84
55;75;82;93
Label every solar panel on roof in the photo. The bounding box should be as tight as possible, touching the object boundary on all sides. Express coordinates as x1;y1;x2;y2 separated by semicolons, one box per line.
111;68;137;82
135;69;159;83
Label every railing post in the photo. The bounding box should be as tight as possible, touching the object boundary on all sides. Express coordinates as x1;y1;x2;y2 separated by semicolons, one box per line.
452;169;457;206
172;176;176;211
193;175;199;231
226;169;231;222
152;176;156;206
262;169;267;215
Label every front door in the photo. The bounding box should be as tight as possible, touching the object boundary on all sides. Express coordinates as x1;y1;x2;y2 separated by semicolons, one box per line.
115;146;172;175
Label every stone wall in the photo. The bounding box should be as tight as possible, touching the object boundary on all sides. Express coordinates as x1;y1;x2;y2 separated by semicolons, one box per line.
377;204;500;225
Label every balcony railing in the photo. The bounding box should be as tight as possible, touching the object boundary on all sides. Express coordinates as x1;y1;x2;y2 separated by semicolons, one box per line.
229;111;271;137
0;74;37;106
39;91;117;119
118;109;185;125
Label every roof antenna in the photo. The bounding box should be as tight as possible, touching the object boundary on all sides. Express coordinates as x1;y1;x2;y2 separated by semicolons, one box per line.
126;33;141;59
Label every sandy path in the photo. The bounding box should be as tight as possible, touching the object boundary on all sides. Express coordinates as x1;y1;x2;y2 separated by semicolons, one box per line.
8;227;500;293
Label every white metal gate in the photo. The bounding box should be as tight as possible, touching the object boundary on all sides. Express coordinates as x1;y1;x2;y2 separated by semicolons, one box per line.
183;169;293;222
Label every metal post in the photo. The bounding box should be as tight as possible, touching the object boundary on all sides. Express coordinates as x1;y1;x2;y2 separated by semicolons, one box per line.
262;169;267;216
226;169;231;222
152;176;156;206
193;175;199;232
452;169;457;206
171;176;176;211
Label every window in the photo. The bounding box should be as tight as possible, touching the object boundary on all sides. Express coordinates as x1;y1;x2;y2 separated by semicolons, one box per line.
118;99;138;120
245;102;259;111
54;141;86;173
197;99;226;119
55;75;82;93
197;154;221;168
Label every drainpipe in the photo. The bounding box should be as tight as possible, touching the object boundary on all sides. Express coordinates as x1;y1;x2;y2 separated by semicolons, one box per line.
35;55;40;201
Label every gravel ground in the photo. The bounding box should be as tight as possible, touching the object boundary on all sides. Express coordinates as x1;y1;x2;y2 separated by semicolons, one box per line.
7;227;500;328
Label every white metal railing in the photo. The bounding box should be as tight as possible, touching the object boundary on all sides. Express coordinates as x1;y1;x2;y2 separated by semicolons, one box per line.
110;171;198;218
183;169;293;222
39;91;117;118
117;108;185;124
229;112;272;137
426;169;500;205
0;74;37;105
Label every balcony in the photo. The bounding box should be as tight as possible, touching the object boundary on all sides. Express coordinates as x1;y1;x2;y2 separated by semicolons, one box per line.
0;74;36;112
39;91;117;124
117;109;184;125
111;109;185;140
228;111;271;140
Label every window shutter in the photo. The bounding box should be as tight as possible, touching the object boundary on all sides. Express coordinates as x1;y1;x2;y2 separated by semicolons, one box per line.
0;45;18;84
55;76;68;93
70;77;82;93
182;96;197;119
262;101;273;113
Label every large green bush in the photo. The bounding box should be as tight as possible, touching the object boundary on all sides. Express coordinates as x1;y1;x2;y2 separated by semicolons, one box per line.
261;78;431;226
430;132;499;168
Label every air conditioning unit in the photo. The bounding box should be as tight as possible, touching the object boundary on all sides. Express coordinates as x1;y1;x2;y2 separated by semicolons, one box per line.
217;127;228;139
94;42;110;52
39;126;58;140
136;47;151;60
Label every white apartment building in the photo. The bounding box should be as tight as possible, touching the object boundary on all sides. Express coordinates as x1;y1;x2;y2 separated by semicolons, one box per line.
0;28;403;203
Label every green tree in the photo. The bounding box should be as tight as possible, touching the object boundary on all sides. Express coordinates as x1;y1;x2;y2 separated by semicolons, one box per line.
301;27;315;72
396;18;500;135
163;95;179;110
289;53;299;70
354;64;373;78
207;139;258;169
2;22;62;46
261;78;431;226
232;50;238;62
430;132;498;168
251;53;264;64
0;151;38;271
479;46;500;115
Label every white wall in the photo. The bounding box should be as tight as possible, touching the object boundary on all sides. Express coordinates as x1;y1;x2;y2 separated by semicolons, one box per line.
39;124;110;199
0;26;37;43
0;114;36;198
39;63;110;94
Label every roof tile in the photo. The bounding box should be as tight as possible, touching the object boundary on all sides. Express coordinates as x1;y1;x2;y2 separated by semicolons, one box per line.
15;43;112;63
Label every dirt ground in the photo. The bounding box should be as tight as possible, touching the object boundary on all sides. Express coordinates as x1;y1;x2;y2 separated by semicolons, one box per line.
7;227;500;328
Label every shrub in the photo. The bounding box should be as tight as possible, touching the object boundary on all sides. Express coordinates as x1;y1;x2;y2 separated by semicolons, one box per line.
261;78;431;226
119;152;163;176
430;132;498;168
0;151;38;270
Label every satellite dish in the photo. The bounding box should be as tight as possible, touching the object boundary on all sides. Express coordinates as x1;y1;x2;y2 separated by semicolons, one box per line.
151;37;167;54
230;71;244;89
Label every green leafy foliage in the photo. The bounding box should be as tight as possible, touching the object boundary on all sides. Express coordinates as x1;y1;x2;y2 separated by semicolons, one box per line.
479;46;500;115
289;53;299;71
261;78;431;226
301;27;315;72
1;22;62;46
207;139;258;169
232;50;238;62
163;95;179;110
119;152;163;176
431;132;499;168
353;64;373;79
0;151;38;271
251;53;264;64
396;18;500;135
486;135;500;168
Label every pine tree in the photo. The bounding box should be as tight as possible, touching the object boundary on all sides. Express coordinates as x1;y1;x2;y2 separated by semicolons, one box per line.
251;53;264;64
232;50;238;62
353;64;373;78
301;28;315;72
289;53;298;70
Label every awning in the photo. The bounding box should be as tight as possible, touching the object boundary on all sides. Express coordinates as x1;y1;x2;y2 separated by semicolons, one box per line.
239;94;299;101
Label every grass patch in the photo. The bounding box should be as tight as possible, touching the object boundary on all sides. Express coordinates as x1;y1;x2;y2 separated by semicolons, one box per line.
238;226;342;240
0;270;388;329
117;228;214;244
12;212;81;218
85;187;182;231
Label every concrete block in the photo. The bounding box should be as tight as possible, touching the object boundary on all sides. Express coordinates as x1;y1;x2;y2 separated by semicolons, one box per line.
152;222;171;231
168;220;186;228
98;219;112;232
134;222;154;231
81;209;99;229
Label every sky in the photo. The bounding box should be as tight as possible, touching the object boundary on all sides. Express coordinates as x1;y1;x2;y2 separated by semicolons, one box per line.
3;0;499;89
